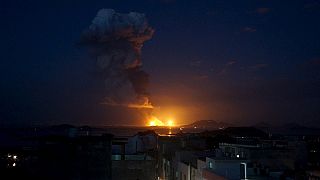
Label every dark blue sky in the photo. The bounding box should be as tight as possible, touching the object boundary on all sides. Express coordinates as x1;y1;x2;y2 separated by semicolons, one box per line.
1;0;320;126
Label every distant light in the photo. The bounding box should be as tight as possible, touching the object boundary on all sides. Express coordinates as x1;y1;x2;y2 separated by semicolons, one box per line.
8;154;12;158
13;155;17;160
209;162;213;169
167;119;174;127
12;163;16;167
236;154;240;158
194;126;197;129
149;121;156;126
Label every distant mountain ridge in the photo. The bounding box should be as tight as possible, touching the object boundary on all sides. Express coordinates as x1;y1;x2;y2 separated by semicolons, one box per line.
182;120;320;135
253;122;320;135
182;120;232;130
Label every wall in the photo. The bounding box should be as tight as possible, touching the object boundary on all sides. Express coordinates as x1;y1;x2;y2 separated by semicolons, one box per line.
112;160;156;180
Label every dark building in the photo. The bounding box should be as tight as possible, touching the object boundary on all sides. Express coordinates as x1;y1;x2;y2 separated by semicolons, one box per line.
0;126;113;180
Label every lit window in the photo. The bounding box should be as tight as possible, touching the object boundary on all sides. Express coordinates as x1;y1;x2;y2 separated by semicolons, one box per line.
209;162;213;169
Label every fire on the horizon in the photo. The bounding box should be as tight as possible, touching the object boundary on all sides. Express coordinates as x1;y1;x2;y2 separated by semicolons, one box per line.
167;119;174;127
148;116;164;126
147;116;175;127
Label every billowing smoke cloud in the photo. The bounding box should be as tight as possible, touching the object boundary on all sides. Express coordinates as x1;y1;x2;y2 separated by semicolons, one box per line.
80;9;154;108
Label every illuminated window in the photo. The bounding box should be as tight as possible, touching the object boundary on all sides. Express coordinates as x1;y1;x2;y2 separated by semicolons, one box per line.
209;162;213;169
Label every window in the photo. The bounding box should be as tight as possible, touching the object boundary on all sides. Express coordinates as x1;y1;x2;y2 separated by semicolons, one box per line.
209;162;213;169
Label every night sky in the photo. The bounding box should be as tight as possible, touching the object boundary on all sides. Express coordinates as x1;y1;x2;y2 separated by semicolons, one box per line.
1;0;320;127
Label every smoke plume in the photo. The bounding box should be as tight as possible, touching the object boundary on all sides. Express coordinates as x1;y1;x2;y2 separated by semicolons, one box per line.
80;9;154;108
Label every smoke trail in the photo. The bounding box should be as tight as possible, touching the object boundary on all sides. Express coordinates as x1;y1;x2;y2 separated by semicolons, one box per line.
80;9;154;108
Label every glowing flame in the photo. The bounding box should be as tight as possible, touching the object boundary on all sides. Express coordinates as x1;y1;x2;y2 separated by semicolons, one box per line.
147;116;164;126
167;119;174;127
147;116;176;127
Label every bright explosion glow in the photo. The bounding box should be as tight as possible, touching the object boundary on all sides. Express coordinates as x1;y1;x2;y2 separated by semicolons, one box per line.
147;116;175;127
167;119;174;127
